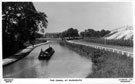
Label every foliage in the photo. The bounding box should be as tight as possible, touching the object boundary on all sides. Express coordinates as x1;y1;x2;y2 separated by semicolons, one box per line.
2;2;48;58
45;28;79;38
80;29;110;37
61;28;79;38
89;50;133;78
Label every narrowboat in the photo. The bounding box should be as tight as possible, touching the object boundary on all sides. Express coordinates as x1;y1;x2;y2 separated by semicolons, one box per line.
39;47;55;60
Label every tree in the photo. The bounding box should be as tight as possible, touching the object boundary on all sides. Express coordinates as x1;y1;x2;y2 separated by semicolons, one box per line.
61;28;79;38
2;2;48;58
80;31;85;37
80;28;110;38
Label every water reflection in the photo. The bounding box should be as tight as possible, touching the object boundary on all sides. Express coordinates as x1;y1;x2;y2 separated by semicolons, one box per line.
3;41;92;78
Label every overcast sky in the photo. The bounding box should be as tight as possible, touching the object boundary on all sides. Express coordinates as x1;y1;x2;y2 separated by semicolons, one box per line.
33;2;133;33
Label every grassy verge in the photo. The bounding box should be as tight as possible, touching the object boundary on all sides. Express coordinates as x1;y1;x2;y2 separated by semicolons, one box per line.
82;37;133;47
59;41;133;78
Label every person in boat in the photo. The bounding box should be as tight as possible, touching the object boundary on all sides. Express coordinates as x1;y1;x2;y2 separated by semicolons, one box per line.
41;48;43;52
40;48;44;55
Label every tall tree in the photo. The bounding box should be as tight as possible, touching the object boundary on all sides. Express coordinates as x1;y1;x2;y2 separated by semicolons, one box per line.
2;2;48;58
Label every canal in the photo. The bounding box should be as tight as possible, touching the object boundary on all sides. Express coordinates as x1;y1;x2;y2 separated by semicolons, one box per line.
3;40;92;78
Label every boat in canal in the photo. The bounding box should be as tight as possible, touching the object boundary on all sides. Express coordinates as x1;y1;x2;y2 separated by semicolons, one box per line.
38;47;55;60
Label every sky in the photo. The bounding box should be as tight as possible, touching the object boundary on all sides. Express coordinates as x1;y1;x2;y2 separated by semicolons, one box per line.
33;2;133;33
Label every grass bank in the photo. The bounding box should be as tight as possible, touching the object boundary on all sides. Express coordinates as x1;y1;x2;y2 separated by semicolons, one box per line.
59;41;133;78
82;37;133;47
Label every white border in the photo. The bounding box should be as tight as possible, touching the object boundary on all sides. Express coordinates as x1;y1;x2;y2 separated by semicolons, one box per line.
0;0;2;84
1;0;135;2
0;0;134;84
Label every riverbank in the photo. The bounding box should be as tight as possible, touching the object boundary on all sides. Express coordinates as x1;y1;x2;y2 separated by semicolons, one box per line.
3;41;50;67
59;41;133;78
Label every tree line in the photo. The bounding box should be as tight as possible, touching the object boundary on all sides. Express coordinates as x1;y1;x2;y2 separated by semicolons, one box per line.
45;28;79;39
80;29;110;37
45;28;110;39
61;28;79;39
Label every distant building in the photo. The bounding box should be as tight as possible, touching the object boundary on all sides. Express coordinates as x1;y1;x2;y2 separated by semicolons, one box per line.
45;33;61;38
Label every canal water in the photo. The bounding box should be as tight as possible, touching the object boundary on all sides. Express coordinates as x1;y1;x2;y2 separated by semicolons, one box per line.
3;41;92;78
